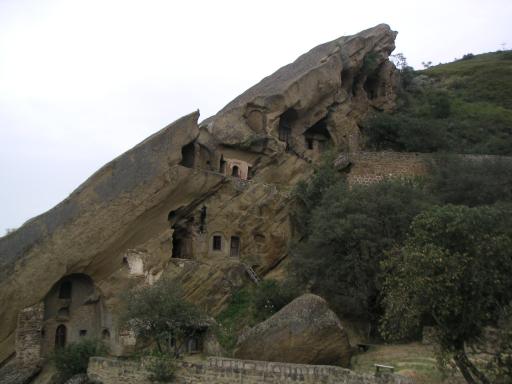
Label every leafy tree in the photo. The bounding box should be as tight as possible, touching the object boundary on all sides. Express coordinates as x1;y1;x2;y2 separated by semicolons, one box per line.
52;339;107;382
290;178;433;330
291;151;342;237
381;204;512;384
120;278;207;357
251;280;300;321
428;155;512;206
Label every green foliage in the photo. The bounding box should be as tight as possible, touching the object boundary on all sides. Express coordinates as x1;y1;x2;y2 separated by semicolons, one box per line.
381;204;512;383
120;278;207;357
291;152;342;237
215;288;253;354
487;306;512;383
145;352;177;383
362;52;380;75
290;176;433;326
363;50;512;155
52;339;107;382
215;281;300;354
251;280;300;322
427;155;512;206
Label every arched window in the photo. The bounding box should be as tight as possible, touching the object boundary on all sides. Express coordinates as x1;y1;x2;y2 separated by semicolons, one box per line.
212;235;222;251
102;329;111;340
55;325;67;348
231;166;240;178
59;281;72;299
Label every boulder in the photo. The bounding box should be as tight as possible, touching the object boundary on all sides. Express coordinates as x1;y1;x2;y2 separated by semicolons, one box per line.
234;294;352;366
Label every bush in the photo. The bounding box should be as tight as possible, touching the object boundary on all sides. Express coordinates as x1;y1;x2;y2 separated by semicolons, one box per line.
52;339;107;382
290;177;433;329
146;353;177;383
427;155;512;206
461;53;475;61
120;278;207;357
251;280;300;322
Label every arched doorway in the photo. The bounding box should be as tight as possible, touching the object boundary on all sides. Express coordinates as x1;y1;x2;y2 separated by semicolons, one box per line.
231;166;240;178
55;324;66;348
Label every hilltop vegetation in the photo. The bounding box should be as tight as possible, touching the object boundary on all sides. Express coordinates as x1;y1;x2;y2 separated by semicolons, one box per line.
363;50;512;155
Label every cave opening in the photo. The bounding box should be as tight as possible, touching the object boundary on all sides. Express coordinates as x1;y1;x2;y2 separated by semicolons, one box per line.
363;73;380;100
180;142;195;168
278;108;298;144
303;118;332;152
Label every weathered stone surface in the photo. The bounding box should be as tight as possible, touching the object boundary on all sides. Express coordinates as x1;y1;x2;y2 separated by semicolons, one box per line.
234;294;352;367
87;356;414;384
0;24;399;363
0;360;40;384
206;23;397;154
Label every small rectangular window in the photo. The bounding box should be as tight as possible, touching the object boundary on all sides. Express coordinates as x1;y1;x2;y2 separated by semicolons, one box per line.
306;138;314;150
213;235;222;251
79;330;87;337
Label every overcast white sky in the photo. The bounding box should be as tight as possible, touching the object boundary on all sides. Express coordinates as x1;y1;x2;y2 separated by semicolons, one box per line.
1;0;511;232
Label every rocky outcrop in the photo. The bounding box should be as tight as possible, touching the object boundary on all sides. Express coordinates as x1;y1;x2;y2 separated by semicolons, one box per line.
206;23;397;154
0;24;398;364
234;294;352;367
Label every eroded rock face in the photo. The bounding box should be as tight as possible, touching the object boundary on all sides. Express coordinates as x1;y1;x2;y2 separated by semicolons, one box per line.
206;23;397;155
0;24;398;363
234;294;352;367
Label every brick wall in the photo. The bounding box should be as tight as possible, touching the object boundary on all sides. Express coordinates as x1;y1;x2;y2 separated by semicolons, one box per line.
88;356;414;384
15;303;44;367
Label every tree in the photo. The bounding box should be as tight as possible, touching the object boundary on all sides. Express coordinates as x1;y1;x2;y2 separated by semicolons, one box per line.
120;278;207;357
251;279;300;321
428;155;512;206
381;204;512;384
290;177;432;331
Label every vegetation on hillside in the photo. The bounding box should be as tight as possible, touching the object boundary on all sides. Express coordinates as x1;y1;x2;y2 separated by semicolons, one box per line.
381;204;512;384
215;280;300;354
287;153;512;383
363;50;512;155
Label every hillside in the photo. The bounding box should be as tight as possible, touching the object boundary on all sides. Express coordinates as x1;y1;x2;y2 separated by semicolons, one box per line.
363;50;512;155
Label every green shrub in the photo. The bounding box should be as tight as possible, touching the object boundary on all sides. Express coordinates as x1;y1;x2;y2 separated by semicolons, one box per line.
290;177;434;329
52;339;107;382
427;155;512;206
251;280;300;322
146;353;177;383
120;278;207;357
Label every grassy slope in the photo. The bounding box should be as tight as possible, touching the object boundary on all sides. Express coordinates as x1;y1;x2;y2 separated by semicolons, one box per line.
351;343;465;384
365;50;512;155
421;51;512;155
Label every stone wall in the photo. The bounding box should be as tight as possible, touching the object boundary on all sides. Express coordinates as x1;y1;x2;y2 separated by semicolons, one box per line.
88;356;414;384
14;303;44;367
344;151;430;185
341;151;512;186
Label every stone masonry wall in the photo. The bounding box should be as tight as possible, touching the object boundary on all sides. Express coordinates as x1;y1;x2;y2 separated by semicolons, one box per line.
345;152;430;185
341;151;512;186
88;357;414;384
15;303;44;367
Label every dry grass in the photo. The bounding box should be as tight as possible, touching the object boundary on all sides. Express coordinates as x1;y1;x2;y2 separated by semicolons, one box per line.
351;342;465;384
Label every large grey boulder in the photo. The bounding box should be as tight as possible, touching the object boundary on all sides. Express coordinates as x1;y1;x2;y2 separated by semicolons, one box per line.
234;294;352;367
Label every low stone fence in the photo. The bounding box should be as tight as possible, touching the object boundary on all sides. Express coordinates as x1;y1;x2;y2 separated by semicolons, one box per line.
338;151;512;186
88;356;414;384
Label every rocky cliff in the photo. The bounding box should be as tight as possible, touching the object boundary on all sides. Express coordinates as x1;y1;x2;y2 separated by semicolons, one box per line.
0;24;398;364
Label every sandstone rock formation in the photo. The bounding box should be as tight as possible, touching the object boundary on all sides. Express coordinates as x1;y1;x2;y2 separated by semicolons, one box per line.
234;294;352;366
0;24;398;365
